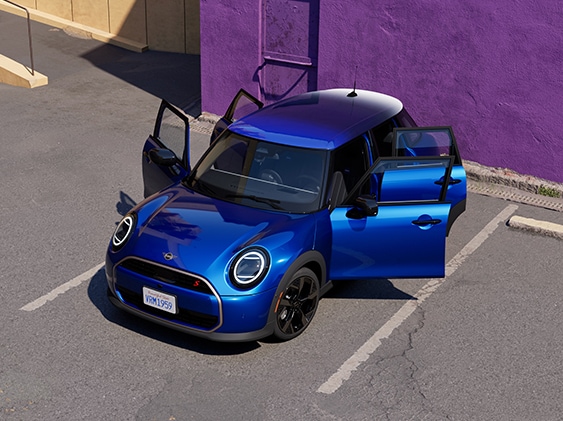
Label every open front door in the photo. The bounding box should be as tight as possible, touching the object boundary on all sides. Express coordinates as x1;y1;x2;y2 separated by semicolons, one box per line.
142;100;190;197
210;89;263;144
330;156;454;280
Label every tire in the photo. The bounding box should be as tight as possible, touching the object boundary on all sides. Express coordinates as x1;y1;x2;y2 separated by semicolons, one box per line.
273;267;320;341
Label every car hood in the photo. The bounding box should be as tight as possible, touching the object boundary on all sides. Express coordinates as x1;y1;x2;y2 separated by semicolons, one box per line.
128;186;318;292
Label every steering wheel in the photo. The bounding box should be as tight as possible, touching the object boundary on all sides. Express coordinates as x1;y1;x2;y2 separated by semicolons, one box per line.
296;175;320;192
260;169;283;184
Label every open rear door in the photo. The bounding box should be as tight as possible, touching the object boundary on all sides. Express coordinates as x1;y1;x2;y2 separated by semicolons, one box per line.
392;126;467;233
142;100;190;197
210;89;263;144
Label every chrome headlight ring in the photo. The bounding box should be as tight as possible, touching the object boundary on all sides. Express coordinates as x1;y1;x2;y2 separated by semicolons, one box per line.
229;247;270;289
112;213;137;251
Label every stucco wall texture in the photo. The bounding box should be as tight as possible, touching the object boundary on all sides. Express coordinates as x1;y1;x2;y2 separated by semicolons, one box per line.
201;1;563;182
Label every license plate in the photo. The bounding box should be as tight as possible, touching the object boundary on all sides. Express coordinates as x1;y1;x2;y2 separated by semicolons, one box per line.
142;287;177;314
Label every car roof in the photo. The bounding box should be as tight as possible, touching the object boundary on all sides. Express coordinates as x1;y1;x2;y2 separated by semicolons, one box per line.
228;88;403;149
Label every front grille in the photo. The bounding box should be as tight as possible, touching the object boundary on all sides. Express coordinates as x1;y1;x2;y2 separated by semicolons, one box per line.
117;286;218;329
119;258;213;295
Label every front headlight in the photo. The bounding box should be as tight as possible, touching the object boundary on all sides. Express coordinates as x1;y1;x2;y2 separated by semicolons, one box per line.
112;213;137;251
229;247;270;289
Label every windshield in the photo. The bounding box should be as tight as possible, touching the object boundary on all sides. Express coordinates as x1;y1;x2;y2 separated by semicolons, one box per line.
187;132;328;213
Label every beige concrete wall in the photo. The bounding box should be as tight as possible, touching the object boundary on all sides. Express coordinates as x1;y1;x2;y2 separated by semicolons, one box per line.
72;0;109;31
147;0;185;53
109;0;146;46
14;0;36;8
3;0;200;54
36;0;72;21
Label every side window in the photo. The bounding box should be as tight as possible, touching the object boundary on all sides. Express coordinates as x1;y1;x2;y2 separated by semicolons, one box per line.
153;101;190;165
370;121;394;158
332;136;370;194
345;156;454;206
393;127;461;164
370;109;417;159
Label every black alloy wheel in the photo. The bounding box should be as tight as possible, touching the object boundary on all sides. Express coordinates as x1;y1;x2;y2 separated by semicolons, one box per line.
273;267;319;341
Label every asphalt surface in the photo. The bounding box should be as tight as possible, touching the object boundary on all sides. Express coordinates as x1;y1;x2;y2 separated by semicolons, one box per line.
2;10;563;421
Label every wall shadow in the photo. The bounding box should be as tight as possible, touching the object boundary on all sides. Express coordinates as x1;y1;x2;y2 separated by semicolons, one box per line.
82;44;201;114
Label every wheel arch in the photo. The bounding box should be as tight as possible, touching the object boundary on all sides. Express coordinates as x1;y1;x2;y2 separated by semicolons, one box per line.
266;250;327;325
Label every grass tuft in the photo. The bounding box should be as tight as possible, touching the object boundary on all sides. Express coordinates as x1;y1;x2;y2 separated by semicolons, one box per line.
538;185;561;198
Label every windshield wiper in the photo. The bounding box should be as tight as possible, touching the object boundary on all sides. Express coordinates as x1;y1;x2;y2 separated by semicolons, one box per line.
226;194;283;210
188;178;217;196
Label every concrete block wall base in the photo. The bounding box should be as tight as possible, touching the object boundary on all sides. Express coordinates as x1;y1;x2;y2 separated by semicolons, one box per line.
0;54;48;88
0;3;148;53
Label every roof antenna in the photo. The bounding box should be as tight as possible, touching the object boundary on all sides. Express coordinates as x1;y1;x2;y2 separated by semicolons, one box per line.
347;66;358;97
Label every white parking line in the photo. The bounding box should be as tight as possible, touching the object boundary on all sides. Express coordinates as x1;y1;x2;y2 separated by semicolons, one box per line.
20;262;105;312
317;204;518;394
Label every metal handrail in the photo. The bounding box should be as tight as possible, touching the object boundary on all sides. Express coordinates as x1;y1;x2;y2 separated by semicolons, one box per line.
2;0;34;75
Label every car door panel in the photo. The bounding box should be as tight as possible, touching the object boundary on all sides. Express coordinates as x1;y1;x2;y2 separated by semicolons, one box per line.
330;202;451;280
330;156;454;280
142;100;190;197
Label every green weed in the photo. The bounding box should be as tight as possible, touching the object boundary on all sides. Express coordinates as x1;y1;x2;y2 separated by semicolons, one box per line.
538;185;561;198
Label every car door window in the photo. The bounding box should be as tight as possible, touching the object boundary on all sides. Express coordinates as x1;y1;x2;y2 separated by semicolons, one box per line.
369;108;418;159
211;89;264;144
153;100;190;167
392;127;461;164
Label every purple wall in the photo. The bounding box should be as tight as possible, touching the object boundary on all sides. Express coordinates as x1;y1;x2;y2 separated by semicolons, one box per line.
201;1;563;182
200;0;262;111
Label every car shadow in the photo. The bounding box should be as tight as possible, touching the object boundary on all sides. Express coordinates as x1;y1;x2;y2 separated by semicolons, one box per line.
87;268;261;355
324;278;416;301
116;191;137;217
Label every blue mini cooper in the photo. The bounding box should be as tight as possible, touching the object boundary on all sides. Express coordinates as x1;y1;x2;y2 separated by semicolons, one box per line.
106;88;466;342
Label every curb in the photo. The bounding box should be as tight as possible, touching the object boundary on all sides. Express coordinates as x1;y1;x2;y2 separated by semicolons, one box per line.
507;216;563;240
464;160;563;201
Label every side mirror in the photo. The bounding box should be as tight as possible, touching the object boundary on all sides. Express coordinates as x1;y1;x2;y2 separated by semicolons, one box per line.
346;194;378;219
356;194;378;216
148;148;177;167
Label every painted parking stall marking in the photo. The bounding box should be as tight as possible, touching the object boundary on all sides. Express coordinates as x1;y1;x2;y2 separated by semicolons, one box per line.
20;262;104;312
317;204;518;395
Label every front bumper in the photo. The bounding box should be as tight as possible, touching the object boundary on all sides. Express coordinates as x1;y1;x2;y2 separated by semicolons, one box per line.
106;256;277;342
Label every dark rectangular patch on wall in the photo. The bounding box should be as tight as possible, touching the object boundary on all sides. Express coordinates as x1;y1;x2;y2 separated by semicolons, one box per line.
262;0;319;101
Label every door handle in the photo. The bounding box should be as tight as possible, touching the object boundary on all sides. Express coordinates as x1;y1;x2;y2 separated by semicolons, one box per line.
412;218;442;226
434;178;461;186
